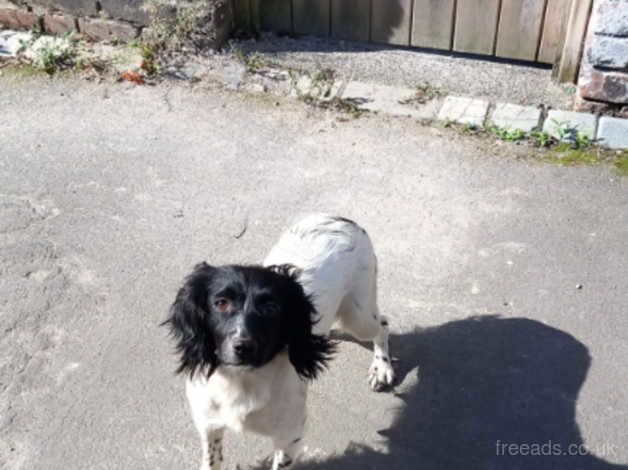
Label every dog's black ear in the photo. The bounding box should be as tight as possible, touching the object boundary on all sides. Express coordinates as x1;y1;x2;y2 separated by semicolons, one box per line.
164;262;218;378
282;277;336;380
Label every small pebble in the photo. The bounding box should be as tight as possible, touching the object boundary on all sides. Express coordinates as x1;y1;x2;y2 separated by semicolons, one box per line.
576;284;583;290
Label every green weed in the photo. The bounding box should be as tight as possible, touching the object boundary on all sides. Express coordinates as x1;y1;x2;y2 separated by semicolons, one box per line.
489;124;527;142
530;130;555;148
613;151;628;176
400;83;446;105
552;119;592;149
22;33;77;74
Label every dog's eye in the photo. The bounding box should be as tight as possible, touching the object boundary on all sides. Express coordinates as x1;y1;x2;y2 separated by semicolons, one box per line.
260;301;280;316
213;299;231;313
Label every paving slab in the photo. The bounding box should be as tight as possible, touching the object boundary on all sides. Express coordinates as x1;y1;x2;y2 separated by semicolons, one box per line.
597;116;628;149
341;81;441;120
543;110;598;140
490;102;542;132
437;96;489;128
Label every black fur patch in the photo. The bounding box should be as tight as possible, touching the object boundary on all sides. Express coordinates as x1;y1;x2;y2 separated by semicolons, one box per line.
163;262;219;378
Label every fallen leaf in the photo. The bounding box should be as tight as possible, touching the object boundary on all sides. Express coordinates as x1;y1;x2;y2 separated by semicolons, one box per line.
120;70;144;85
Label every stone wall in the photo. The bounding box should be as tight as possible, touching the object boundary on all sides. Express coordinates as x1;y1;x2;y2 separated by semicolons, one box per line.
577;0;628;116
0;0;233;46
0;0;144;40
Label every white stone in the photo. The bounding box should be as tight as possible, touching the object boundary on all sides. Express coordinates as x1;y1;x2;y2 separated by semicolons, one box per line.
0;30;31;57
490;103;542;132
341;81;442;120
243;82;266;94
437;96;489;128
597;117;628;150
219;62;247;90
543;110;598;140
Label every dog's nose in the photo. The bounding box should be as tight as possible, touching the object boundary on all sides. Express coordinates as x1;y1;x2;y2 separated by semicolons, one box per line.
233;338;256;359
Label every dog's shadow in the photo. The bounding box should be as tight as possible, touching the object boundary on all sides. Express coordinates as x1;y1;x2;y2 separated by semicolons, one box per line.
302;315;627;470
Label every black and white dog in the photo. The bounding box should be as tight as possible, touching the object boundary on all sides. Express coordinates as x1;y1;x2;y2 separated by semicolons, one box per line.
166;213;394;470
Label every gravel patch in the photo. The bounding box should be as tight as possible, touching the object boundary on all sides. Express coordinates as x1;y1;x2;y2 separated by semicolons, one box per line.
233;34;575;110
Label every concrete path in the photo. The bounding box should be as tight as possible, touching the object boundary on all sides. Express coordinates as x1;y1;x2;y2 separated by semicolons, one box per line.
0;76;627;470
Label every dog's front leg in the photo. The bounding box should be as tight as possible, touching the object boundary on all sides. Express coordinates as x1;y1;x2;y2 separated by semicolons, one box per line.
198;427;224;470
271;434;304;470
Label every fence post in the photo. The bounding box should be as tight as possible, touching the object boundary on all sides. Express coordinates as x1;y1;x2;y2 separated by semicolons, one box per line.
554;0;593;83
247;0;261;32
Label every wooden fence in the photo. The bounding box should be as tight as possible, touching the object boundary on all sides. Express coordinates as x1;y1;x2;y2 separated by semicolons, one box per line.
233;0;579;65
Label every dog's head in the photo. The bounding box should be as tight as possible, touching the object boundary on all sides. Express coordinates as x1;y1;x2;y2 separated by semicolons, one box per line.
165;262;335;380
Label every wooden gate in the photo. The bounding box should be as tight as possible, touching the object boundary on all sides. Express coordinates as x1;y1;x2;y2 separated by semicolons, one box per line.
233;0;578;65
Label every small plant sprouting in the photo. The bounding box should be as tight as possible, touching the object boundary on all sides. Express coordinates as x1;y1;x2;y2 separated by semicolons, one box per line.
552;119;592;150
488;124;527;142
530;130;555;148
400;83;446;105
614;151;628;176
139;44;159;76
21;33;77;74
332;97;365;119
141;0;227;57
308;68;336;99
233;47;266;72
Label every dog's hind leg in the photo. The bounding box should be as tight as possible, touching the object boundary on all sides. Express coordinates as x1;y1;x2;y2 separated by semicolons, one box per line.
337;264;395;391
367;313;394;391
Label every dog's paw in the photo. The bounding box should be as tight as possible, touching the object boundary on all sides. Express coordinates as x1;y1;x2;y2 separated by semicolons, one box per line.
368;357;395;392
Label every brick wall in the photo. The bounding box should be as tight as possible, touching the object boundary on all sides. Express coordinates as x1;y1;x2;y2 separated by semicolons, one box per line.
577;0;628;116
0;0;233;46
0;0;144;40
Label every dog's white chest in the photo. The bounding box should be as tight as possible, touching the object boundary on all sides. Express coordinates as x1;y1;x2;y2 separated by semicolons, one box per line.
186;353;306;435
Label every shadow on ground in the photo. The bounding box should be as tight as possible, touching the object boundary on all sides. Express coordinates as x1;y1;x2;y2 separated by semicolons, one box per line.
306;316;627;470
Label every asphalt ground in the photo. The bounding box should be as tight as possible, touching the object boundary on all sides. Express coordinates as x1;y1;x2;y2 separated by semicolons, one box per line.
0;75;626;470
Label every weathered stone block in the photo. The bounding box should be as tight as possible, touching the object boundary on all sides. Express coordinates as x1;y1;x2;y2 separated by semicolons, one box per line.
594;0;628;37
0;5;41;29
43;12;76;34
78;17;139;41
341;81;441;120
574;94;628;117
589;36;628;69
28;0;98;17
597;116;628;149
543;110;598;140
99;0;149;25
438;96;489;128
490;103;542;132
579;63;628;104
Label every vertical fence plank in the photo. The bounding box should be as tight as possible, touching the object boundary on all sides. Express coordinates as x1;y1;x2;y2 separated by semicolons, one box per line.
371;0;412;46
331;0;370;41
250;0;262;31
454;0;500;55
538;0;571;63
232;0;250;30
260;0;292;34
495;0;546;60
293;0;330;36
555;0;592;82
411;0;455;50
